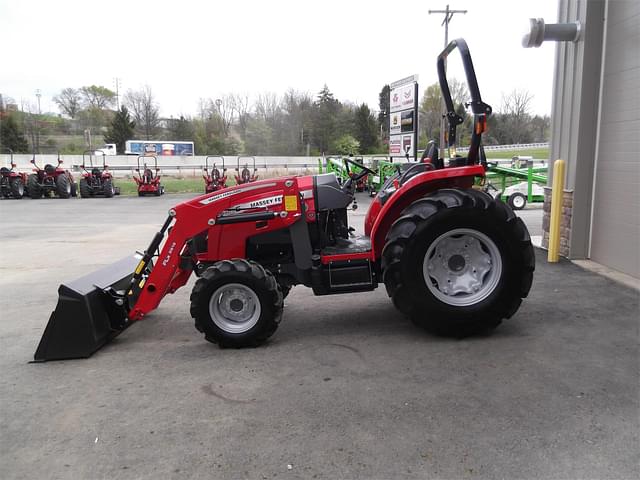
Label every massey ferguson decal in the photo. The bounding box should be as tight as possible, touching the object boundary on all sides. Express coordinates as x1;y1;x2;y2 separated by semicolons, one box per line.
198;183;277;205
232;195;283;210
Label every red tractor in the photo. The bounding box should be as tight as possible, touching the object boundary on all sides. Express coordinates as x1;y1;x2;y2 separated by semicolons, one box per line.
27;153;77;199
134;155;164;196
203;156;228;193
34;39;535;361
235;156;258;185
79;150;120;198
0;148;28;199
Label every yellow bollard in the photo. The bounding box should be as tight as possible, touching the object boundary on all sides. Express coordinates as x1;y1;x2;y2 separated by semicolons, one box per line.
548;159;566;262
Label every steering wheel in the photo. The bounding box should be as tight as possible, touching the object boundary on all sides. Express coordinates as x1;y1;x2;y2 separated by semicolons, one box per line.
342;157;376;192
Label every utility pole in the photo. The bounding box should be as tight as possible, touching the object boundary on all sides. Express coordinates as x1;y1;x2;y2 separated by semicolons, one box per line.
114;78;121;110
34;89;42;153
429;4;467;158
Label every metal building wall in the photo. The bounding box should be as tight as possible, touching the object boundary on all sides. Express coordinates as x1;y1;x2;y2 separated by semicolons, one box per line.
590;0;640;277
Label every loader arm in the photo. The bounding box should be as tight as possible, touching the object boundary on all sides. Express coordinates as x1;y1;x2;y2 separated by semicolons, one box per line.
128;180;300;321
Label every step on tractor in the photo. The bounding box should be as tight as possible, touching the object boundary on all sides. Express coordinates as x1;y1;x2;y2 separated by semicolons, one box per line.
27;153;77;199
79;150;120;198
235;156;259;185
0;148;28;199
134;155;164;196
203;156;228;193
34;38;535;362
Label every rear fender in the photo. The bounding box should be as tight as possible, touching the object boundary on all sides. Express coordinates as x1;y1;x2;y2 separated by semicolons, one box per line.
368;166;484;259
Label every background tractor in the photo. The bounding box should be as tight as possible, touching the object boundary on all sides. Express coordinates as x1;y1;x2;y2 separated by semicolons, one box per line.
27;153;77;199
203;156;228;193
34;38;535;362
134;155;164;196
235;156;259;184
79;150;120;198
0;148;28;199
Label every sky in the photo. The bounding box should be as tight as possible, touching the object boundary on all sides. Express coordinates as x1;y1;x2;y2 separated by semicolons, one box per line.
0;0;558;118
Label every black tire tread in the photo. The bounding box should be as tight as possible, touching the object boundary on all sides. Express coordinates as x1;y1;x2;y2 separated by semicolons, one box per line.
9;177;24;198
190;259;283;348
382;188;534;336
104;178;114;198
27;174;41;199
79;178;91;198
56;174;71;199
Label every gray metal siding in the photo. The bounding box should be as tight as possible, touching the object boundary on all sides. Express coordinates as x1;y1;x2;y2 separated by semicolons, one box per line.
590;0;640;278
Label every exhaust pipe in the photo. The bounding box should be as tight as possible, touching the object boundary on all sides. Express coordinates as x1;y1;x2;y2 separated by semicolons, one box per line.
33;253;142;362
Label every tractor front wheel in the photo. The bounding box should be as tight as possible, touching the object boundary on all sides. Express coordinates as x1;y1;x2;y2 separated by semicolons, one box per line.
190;259;283;348
382;189;534;337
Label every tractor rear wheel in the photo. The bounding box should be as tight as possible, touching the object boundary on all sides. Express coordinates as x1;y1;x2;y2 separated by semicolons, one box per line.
382;188;534;337
190;259;283;348
79;178;91;198
9;178;24;198
27;174;42;199
56;174;71;198
103;179;115;198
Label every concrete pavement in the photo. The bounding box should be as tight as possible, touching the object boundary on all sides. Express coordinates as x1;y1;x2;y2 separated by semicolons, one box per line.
0;193;637;479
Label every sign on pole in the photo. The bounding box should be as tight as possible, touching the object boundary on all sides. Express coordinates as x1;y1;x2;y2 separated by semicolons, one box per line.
389;74;419;161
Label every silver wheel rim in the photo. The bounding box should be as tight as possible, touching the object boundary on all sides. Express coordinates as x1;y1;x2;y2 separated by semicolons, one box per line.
512;195;525;209
423;228;502;307
208;283;261;333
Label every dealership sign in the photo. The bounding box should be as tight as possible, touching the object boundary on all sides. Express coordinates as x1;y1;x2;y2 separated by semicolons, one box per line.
389;75;418;160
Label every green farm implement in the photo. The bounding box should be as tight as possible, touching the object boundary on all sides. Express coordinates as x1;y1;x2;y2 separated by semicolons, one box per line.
484;159;548;209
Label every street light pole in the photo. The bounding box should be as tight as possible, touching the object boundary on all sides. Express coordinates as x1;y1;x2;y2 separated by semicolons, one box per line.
429;4;467;159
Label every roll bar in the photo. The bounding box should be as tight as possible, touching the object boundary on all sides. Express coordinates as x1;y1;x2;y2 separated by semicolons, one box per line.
137;155;158;172
82;150;106;170
437;38;492;166
205;156;225;172
237;156;256;172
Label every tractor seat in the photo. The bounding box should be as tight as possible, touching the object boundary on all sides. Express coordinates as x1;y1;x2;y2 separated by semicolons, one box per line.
92;168;101;177
44;164;56;174
0;167;9;174
314;173;351;211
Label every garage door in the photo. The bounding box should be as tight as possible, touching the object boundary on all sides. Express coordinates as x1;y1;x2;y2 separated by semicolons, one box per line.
590;0;640;278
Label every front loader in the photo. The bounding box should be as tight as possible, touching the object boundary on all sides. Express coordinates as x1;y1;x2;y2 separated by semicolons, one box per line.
34;39;535;361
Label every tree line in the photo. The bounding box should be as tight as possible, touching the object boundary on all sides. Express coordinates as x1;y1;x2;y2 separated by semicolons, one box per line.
1;81;549;156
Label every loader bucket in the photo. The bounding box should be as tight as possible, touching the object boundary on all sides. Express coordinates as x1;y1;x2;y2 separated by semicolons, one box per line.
33;253;142;362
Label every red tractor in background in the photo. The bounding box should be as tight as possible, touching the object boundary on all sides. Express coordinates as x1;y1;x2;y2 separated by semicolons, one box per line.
134;155;164;196
34;39;535;362
235;156;259;184
203;156;228;193
1;148;28;199
79;150;120;198
347;155;369;193
27;153;77;199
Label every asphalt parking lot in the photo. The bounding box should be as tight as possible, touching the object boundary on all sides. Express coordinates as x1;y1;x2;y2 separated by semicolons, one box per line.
0;193;638;480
